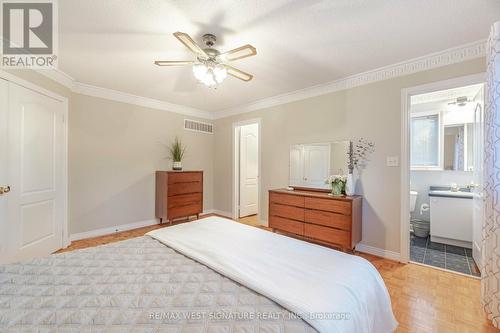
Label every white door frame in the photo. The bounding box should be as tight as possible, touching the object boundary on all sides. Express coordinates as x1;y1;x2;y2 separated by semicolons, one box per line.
232;118;262;222
400;72;485;263
0;70;69;248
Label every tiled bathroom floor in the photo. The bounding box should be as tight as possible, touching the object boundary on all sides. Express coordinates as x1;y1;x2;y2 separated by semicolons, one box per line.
410;234;480;277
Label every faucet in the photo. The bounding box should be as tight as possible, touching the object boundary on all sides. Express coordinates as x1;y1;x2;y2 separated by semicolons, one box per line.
466;182;479;190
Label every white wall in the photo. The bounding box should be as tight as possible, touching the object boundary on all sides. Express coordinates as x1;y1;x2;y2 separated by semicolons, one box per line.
410;170;473;220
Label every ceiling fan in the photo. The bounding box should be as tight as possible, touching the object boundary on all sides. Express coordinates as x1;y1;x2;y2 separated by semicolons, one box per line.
154;32;257;87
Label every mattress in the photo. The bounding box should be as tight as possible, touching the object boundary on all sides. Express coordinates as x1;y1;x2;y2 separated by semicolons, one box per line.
0;236;317;332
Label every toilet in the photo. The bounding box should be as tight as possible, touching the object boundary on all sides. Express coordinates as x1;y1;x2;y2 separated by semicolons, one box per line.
410;191;430;238
410;191;418;213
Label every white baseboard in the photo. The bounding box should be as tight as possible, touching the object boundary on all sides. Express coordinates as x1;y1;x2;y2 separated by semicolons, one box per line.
430;235;472;249
210;209;233;218
69;209;220;242
355;243;401;262
69;219;159;242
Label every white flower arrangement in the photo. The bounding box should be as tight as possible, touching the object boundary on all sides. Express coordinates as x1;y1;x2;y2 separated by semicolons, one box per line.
348;138;375;174
325;174;347;184
325;174;347;196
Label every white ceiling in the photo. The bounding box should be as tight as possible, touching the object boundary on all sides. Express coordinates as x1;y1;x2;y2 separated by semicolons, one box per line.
59;0;500;113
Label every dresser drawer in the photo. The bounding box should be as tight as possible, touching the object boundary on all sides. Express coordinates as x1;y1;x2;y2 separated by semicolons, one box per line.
168;192;202;209
269;192;304;207
168;172;202;184
305;209;351;231
168;204;201;220
168;182;202;196
304;197;351;215
304;224;351;247
270;216;304;236
270;203;304;221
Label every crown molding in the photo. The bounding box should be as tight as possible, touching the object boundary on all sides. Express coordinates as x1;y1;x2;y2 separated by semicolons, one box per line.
33;39;486;121
35;68;75;90
34;69;212;119
212;39;486;119
72;82;213;119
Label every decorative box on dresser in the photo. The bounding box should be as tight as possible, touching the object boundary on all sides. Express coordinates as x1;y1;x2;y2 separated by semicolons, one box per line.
155;171;203;224
269;188;362;252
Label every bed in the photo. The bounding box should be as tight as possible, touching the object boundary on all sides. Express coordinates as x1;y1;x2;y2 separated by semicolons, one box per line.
0;216;397;333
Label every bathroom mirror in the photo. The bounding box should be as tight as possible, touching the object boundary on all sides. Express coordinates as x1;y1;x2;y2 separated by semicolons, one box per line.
443;124;474;171
410;91;479;172
289;141;350;189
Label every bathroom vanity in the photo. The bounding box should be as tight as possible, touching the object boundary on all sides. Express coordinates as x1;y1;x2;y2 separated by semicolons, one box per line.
429;186;473;248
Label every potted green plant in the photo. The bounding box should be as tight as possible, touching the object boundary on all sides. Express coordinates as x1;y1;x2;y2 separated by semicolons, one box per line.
168;137;186;170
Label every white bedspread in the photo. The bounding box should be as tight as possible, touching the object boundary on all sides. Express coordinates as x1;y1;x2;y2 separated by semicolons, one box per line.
147;216;397;333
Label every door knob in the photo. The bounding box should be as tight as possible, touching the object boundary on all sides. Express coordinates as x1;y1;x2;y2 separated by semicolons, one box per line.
0;186;10;194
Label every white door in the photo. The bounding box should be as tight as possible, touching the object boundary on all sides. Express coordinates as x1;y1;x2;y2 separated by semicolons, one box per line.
239;123;259;217
0;82;66;264
472;96;484;270
289;145;304;187
0;79;8;258
303;144;330;188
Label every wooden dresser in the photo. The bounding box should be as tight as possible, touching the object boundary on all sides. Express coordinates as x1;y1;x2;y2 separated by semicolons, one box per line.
269;189;362;251
155;171;203;223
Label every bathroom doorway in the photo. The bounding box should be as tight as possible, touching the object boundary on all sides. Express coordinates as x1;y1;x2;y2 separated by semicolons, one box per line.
232;119;261;227
401;74;485;277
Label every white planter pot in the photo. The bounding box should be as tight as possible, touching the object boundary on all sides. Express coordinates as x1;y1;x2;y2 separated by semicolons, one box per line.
345;173;355;196
172;161;182;170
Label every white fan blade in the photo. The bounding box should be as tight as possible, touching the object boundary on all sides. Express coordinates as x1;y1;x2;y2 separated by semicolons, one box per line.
154;60;194;66
226;65;253;82
173;32;208;58
219;44;257;61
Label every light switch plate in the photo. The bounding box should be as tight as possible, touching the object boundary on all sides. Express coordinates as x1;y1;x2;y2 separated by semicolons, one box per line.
386;156;399;167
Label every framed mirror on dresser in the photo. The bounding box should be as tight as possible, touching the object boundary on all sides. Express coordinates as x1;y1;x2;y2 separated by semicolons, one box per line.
269;141;362;252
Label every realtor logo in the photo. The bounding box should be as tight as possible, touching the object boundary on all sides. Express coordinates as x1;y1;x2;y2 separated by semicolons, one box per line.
1;0;58;68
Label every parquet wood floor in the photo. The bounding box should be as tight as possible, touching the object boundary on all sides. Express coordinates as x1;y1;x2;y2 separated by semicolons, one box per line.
58;216;497;333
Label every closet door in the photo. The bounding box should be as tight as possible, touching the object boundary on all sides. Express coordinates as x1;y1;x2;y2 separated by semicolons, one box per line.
1;82;66;264
0;79;8;259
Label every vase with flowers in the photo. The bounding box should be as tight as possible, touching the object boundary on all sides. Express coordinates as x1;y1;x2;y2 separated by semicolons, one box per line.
326;175;347;196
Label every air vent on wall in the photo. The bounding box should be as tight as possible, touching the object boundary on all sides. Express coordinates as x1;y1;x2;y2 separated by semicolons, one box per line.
184;119;214;134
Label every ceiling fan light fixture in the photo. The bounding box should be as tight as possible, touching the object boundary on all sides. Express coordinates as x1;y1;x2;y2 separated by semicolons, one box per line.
155;32;256;86
213;66;228;83
192;61;227;87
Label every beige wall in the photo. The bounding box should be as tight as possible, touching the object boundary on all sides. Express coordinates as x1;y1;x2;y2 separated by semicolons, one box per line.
69;94;214;234
213;58;485;254
5;70;214;235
